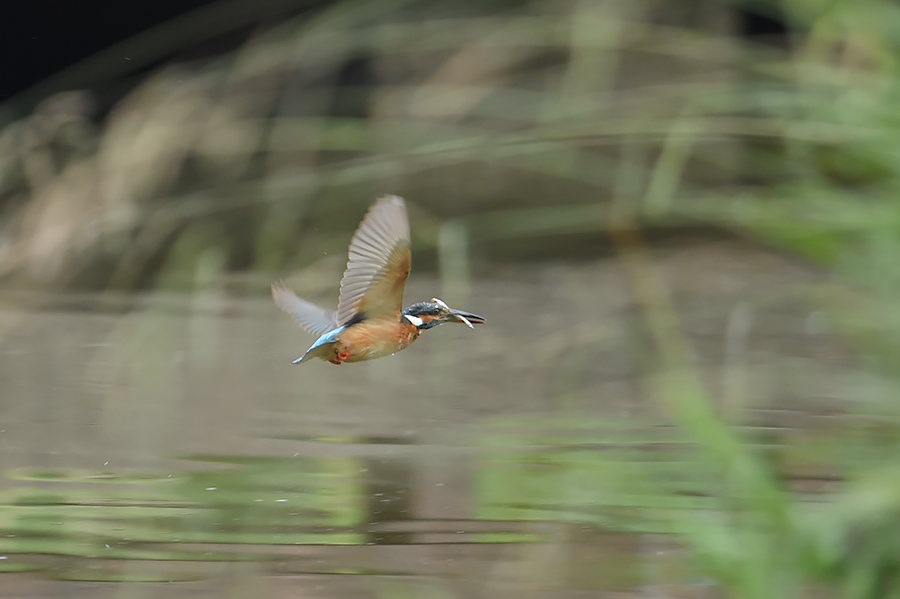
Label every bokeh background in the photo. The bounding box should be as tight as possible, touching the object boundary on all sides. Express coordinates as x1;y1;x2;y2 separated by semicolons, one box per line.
2;0;900;597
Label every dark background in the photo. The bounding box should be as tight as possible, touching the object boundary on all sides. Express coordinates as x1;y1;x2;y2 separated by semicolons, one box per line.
0;0;337;123
1;1;789;109
1;1;218;102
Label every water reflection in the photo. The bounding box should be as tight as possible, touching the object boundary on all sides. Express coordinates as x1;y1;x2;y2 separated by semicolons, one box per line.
362;444;415;546
0;243;862;596
0;451;680;590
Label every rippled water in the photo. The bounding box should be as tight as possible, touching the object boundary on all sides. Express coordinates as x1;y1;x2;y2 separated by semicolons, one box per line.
0;237;857;598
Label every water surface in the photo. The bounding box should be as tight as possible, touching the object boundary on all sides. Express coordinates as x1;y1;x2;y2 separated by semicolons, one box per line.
0;237;858;598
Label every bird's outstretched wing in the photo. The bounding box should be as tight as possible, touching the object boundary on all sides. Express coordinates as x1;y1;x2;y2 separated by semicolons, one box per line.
335;195;411;326
271;281;337;336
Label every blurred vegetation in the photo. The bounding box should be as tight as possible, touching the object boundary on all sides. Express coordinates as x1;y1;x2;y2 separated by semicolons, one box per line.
4;0;900;597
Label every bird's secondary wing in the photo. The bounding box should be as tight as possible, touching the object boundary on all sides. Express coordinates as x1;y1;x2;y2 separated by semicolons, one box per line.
335;195;411;326
272;281;337;336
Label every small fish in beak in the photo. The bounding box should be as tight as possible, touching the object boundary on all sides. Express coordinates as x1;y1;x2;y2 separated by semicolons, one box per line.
431;298;485;329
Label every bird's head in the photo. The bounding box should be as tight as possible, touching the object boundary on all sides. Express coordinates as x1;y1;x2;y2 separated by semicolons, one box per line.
402;298;485;330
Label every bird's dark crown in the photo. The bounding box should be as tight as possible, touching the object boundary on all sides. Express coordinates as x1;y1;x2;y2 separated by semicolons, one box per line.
403;302;444;317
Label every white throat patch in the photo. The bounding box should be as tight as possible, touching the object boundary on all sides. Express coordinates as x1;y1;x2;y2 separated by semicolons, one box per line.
403;314;424;327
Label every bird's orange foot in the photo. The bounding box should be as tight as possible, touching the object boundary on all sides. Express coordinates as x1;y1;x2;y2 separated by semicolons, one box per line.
329;359;342;365
337;350;350;361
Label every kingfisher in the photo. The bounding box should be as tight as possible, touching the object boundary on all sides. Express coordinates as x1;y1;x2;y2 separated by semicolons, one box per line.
272;195;485;365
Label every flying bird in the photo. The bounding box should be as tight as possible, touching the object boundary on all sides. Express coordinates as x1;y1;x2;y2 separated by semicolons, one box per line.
272;195;485;365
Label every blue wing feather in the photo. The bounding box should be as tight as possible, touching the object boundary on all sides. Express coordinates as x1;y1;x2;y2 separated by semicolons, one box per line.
293;326;345;364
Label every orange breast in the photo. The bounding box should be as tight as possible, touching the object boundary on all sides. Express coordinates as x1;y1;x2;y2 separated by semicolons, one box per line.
336;320;421;362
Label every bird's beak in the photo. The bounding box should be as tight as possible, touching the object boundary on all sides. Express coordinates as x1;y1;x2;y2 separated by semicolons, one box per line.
430;298;485;328
447;309;486;328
